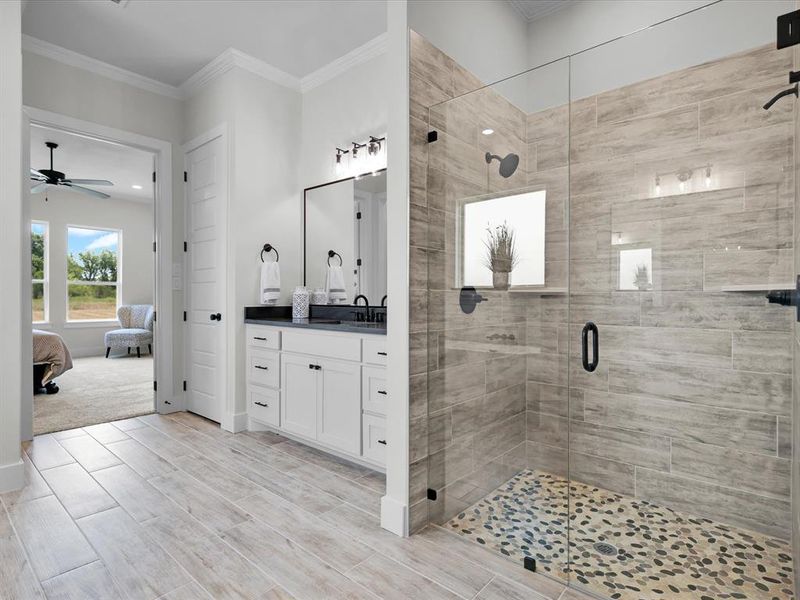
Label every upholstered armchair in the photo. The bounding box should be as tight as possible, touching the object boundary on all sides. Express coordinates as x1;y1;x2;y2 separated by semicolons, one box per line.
104;304;154;358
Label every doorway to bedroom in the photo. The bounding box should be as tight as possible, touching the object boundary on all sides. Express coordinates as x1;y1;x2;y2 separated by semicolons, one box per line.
30;124;156;435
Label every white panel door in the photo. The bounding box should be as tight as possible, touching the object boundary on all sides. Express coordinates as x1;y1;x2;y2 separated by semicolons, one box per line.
281;354;319;439
185;136;226;423
317;358;361;454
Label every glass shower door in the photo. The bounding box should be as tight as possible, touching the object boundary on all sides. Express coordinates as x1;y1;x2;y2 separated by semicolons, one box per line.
566;3;796;598
421;53;573;581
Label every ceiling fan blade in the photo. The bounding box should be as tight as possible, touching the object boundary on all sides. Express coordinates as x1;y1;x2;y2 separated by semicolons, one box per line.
30;183;48;194
30;169;47;180
64;179;114;186
63;183;111;199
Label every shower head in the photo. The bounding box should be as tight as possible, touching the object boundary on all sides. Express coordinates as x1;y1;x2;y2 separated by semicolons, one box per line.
485;152;519;178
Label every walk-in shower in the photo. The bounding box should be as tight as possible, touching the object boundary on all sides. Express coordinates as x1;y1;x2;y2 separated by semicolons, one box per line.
409;2;797;599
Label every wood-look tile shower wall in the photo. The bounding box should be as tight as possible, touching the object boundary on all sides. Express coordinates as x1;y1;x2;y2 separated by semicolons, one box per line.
409;30;794;539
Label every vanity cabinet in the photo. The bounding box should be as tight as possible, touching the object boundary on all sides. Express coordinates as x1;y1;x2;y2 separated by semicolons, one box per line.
245;324;386;468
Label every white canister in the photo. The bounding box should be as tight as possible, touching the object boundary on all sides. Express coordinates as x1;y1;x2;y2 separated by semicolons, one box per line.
311;289;328;305
292;286;310;320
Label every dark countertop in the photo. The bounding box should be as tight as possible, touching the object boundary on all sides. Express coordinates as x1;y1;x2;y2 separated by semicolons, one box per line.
244;317;386;335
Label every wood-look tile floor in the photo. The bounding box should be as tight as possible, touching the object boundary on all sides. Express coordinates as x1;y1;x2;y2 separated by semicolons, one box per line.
1;412;591;600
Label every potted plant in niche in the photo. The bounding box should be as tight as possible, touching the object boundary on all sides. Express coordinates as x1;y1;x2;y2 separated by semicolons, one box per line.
483;221;519;291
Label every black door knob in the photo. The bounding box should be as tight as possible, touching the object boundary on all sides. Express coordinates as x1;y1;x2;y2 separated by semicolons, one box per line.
210;313;222;321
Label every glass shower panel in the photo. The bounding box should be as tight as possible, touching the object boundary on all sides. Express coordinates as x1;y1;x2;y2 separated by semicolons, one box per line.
567;2;796;599
424;58;573;580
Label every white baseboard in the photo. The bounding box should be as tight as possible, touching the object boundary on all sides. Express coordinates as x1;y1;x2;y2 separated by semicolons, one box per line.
0;459;24;494
222;411;248;433
380;494;408;537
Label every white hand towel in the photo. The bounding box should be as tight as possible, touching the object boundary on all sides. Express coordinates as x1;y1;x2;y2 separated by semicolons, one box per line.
260;262;281;305
325;265;348;304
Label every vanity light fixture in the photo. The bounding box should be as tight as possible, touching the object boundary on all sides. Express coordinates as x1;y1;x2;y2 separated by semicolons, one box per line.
335;147;349;177
351;141;366;168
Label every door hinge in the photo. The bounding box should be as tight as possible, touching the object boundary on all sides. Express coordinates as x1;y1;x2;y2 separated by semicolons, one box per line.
356;258;362;267
183;241;188;252
183;171;188;182
153;311;157;322
152;171;156;183
427;130;438;143
153;381;157;392
183;380;187;391
183;311;187;321
356;211;362;220
152;241;156;252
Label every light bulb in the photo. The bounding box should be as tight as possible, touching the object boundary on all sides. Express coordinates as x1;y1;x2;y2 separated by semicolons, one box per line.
705;167;711;188
679;180;685;192
655;176;661;195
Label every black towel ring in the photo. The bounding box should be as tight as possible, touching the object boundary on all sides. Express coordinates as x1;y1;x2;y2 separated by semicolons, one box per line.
327;250;343;267
260;244;279;263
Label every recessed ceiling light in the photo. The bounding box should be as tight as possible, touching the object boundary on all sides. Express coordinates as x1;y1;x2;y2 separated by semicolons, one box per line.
482;128;494;135
131;184;143;190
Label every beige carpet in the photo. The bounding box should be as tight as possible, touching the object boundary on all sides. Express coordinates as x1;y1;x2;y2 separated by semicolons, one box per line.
34;354;154;435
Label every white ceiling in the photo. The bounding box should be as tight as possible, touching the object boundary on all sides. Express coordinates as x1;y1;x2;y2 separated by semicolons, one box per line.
30;125;154;203
507;0;572;22
22;0;387;87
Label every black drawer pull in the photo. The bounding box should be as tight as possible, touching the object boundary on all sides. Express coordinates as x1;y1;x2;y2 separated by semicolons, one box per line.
254;365;269;370
377;390;387;395
308;364;321;370
254;401;269;407
377;439;387;445
253;336;267;341
377;351;387;356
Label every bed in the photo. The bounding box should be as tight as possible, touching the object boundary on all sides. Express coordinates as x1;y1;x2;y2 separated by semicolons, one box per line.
32;329;73;394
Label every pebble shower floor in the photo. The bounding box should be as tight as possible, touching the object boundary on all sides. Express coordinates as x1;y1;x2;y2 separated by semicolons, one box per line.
446;470;794;600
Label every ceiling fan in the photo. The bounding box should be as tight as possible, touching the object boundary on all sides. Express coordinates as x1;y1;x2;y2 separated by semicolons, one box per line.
30;142;114;199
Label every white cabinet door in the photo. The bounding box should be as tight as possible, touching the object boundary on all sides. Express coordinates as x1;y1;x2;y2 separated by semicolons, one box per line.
317;358;361;454
185;135;226;423
281;354;319;439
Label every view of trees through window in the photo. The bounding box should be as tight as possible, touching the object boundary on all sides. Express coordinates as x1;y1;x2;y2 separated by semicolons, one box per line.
67;227;120;320
31;222;47;322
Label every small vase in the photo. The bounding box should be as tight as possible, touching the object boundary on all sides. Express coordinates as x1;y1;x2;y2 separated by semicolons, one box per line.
292;286;310;321
492;271;510;290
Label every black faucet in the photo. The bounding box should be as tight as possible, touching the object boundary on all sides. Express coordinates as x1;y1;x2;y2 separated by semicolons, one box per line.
353;295;372;322
381;295;387;307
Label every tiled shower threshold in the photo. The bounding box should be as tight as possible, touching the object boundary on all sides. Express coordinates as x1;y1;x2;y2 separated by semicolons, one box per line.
445;470;794;600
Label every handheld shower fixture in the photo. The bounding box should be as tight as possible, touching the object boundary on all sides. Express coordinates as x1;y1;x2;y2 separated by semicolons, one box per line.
485;152;519;178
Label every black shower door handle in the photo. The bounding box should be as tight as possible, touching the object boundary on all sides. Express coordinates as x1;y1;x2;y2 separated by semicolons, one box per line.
581;321;599;372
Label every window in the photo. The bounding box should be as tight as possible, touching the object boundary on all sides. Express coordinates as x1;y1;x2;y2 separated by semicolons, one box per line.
31;222;48;322
67;227;121;321
618;247;652;291
461;191;546;288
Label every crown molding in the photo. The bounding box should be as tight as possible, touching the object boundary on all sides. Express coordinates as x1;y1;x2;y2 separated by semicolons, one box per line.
21;35;183;100
23;32;388;101
300;32;387;93
180;47;301;97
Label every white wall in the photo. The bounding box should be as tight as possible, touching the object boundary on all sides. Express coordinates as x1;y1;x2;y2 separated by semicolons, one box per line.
31;189;154;356
0;0;25;492
22;50;184;396
300;53;389;188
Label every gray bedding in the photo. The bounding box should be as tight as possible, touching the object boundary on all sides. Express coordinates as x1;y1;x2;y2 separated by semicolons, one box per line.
32;329;73;384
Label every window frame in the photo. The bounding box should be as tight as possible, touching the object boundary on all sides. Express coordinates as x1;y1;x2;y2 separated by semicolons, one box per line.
31;220;49;324
65;225;123;323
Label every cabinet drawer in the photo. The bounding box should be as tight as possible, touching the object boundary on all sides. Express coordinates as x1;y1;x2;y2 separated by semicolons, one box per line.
362;337;387;365
246;326;280;350
362;413;386;465
282;329;361;362
248;387;279;426
247;348;279;388
362;366;387;416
